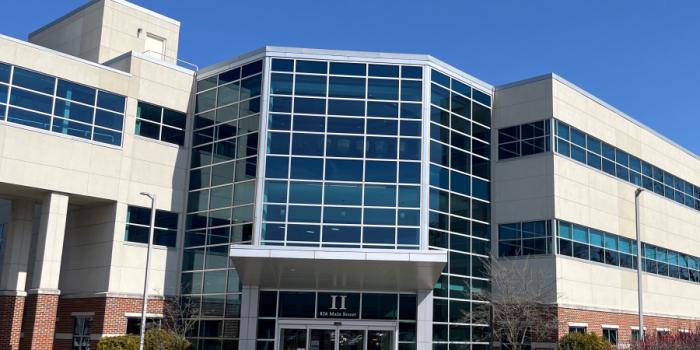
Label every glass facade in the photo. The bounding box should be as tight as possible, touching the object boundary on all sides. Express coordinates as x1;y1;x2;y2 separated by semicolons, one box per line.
428;69;491;349
262;58;423;248
182;59;263;348
0;62;126;146
184;54;494;350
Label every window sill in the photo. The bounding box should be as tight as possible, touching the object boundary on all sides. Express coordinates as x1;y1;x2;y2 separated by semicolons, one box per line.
122;240;176;250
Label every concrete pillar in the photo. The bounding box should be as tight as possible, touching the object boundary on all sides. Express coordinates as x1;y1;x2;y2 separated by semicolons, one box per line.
0;200;35;350
416;289;434;350
20;192;68;350
238;285;260;350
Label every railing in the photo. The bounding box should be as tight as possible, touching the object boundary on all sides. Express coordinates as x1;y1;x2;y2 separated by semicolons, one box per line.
141;50;199;71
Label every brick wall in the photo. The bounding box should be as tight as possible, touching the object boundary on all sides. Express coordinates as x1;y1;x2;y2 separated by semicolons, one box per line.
53;296;166;350
558;307;700;345
20;293;60;350
0;295;25;350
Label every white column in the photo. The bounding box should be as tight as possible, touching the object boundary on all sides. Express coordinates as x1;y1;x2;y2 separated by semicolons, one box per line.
27;192;69;293
416;289;434;350
238;285;260;350
0;200;36;293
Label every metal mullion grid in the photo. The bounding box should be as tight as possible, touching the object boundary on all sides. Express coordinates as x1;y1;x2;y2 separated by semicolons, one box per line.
316;67;330;245
3;66;13;120
395;77;405;240
156;106;165;141
355;72;370;247
281;70;298;245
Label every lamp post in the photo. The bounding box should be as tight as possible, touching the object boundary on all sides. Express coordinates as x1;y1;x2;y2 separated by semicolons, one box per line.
138;192;156;350
634;188;644;341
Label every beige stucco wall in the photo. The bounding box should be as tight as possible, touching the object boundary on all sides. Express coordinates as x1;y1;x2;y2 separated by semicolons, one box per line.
27;1;105;63
28;0;180;65
0;33;193;298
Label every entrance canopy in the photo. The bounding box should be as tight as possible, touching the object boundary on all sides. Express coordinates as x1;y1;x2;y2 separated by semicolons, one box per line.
230;245;447;291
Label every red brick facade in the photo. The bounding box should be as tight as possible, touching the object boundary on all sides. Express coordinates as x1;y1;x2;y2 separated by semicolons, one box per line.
20;293;60;350
53;296;166;350
0;294;166;350
0;295;25;350
557;307;700;345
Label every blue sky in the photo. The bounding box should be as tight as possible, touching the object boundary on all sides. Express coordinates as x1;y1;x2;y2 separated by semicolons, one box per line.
4;1;700;154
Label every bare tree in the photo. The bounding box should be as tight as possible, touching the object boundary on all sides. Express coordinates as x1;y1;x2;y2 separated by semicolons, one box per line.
463;257;559;350
162;295;200;346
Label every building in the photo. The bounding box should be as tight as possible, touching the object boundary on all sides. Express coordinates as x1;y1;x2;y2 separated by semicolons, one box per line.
493;75;700;348
0;1;696;350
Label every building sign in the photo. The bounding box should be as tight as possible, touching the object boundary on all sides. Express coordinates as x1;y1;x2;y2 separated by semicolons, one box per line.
317;293;360;319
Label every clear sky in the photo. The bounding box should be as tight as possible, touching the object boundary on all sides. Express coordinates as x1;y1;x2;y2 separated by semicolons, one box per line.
4;1;700;154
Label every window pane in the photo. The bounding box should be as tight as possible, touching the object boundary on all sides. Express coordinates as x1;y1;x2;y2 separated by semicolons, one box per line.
10;88;52;114
329;77;365;98
369;64;399;77
52;118;91;139
95;109;123;130
97;91;125;113
7;107;50;130
364;185;397;206
292;133;324;156
326;159;363;181
289;182;322;204
330;62;366;76
295;75;327;97
57;80;95;105
368;79;399;100
54;99;94;124
401;80;422;102
326;135;364;157
13;67;55;94
325;183;362;205
270;73;293;95
290;157;323;179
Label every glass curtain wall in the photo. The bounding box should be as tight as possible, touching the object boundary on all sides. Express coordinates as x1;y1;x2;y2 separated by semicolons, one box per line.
182;59;263;349
428;69;492;349
263;58;423;248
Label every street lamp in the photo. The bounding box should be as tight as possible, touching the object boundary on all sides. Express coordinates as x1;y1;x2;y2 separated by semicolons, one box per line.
634;188;644;341
138;192;157;350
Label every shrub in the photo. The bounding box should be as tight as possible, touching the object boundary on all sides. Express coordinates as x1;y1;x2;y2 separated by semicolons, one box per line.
97;334;138;350
97;329;191;350
630;333;700;350
558;332;612;350
145;328;192;350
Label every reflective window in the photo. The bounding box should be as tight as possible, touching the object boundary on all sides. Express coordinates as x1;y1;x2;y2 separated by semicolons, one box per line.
0;62;125;146
136;101;186;146
498;221;553;257
125;205;178;247
498;120;551;159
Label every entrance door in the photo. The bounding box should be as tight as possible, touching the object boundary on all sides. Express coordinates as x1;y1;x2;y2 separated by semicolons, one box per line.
279;324;395;350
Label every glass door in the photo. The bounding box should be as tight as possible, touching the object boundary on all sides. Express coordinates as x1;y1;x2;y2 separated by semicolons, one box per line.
309;329;335;350
279;324;395;350
338;329;364;350
281;328;307;350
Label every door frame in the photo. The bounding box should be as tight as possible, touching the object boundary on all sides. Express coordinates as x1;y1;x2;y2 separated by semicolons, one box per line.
277;319;398;350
